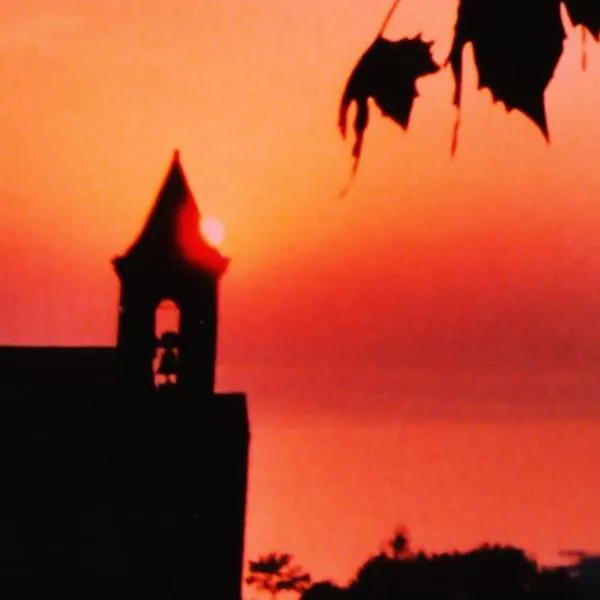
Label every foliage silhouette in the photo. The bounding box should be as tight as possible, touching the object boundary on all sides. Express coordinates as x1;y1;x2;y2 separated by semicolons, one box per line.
339;0;600;179
253;528;584;600
301;581;347;600
338;34;439;192
348;544;582;600
247;552;312;598
447;0;565;153
381;526;411;560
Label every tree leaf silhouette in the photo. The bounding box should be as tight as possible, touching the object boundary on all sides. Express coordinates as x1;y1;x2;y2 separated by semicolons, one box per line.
247;553;311;597
338;35;439;188
563;0;600;39
447;0;565;153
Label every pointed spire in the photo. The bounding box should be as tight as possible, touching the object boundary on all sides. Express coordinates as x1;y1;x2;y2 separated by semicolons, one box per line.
114;151;229;276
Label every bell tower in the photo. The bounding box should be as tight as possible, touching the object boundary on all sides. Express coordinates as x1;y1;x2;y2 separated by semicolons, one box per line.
113;150;229;400
112;151;248;599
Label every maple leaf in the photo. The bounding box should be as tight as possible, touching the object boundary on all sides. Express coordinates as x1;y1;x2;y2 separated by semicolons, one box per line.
447;0;565;153
563;0;600;39
338;34;439;186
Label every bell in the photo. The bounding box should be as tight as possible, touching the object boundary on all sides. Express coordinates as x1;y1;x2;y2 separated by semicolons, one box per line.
157;347;179;383
157;330;179;350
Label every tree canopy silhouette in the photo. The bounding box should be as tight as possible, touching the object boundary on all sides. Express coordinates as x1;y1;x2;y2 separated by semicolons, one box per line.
339;0;600;185
251;527;584;600
247;552;311;598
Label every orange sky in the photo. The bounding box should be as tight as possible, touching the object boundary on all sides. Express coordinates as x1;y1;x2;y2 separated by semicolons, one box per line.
1;0;600;584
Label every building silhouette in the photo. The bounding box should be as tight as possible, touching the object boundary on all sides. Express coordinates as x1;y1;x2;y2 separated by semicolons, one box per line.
0;151;249;599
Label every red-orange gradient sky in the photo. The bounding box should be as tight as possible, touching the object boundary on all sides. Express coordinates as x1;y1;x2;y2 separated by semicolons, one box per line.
1;0;600;583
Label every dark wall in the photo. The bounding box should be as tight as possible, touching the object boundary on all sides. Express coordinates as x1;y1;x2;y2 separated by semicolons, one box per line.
0;347;249;599
0;348;124;591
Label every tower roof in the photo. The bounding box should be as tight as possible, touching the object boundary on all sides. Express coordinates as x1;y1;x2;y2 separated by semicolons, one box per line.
115;151;229;277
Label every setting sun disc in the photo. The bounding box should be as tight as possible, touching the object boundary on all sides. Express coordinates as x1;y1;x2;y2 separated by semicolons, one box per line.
200;216;225;247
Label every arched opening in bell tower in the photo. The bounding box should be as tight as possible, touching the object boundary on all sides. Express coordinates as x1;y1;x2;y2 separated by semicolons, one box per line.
154;299;181;388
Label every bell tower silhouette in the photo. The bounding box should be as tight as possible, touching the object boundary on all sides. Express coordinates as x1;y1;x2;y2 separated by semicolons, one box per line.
111;151;249;599
113;149;229;399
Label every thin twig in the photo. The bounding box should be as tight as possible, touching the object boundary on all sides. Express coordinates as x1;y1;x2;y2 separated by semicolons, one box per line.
581;26;588;72
377;0;402;38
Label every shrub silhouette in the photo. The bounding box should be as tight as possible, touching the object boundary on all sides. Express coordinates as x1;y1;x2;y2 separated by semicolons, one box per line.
247;552;311;599
249;528;585;600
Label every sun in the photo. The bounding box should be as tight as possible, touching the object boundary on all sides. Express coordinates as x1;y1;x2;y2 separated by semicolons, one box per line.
200;216;226;247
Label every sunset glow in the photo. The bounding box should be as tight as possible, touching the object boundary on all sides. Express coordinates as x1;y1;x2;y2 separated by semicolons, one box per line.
1;0;600;586
200;216;225;247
